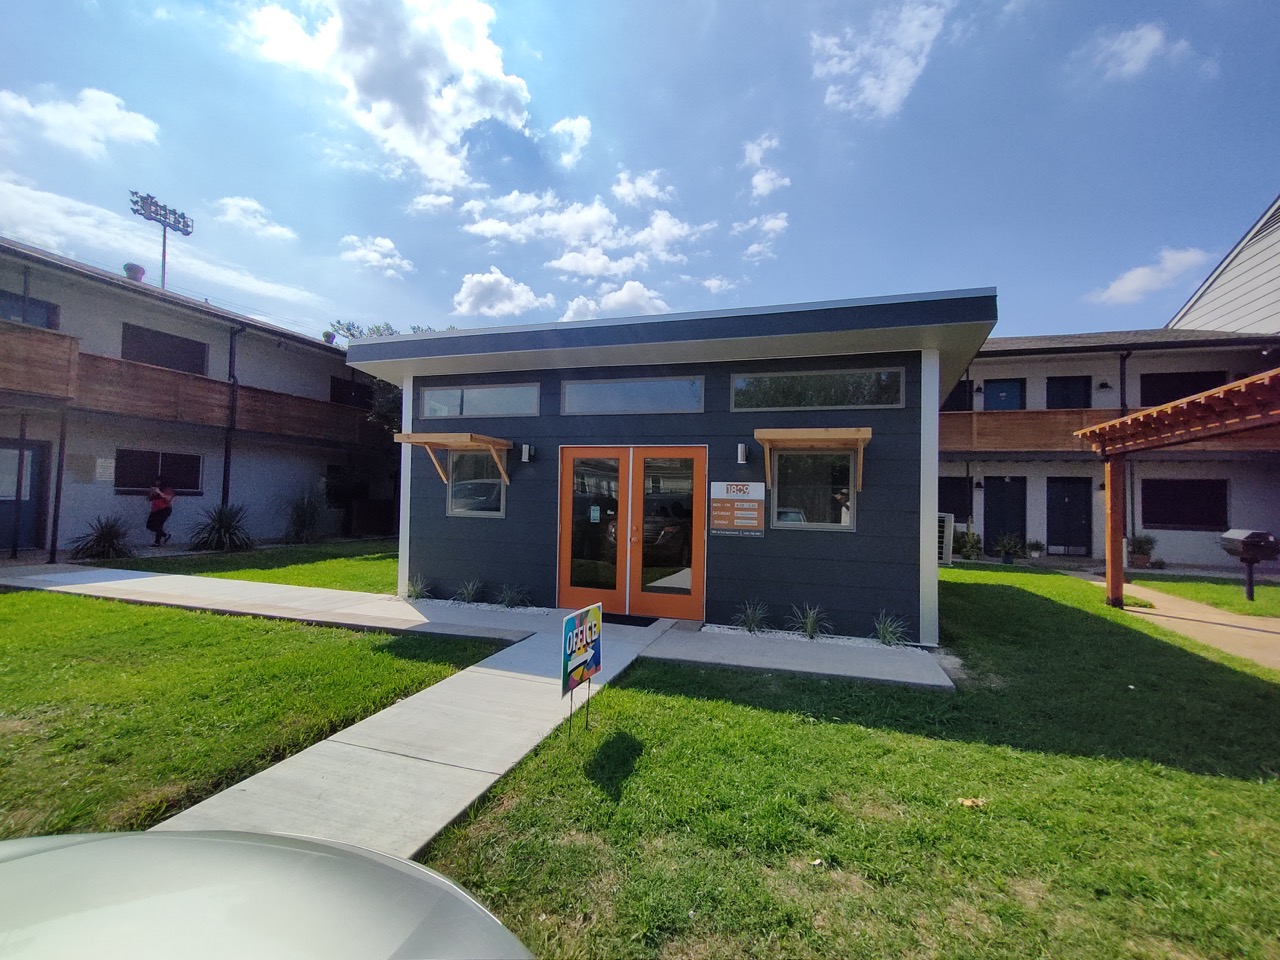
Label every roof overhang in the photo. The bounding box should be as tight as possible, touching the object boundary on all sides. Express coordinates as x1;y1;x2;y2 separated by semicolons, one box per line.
393;432;513;484
347;289;997;398
1075;366;1280;455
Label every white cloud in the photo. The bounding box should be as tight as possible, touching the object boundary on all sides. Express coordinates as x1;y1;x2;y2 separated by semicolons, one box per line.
547;247;648;278
702;276;735;294
407;193;453;213
741;134;790;200
469;189;559;217
240;0;530;189
1078;23;1191;82
600;280;668;315
452;265;554;316
612;169;674;206
812;1;953;119
550;115;590;167
464;196;618;248
1085;247;1210;305
559;280;668;321
0;173;323;307
0;87;158;158
627;210;713;264
214;196;297;240
339;235;415;278
560;295;599;322
733;211;789;260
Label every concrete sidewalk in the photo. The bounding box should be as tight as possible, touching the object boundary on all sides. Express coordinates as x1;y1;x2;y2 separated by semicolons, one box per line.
0;563;953;858
1073;573;1280;671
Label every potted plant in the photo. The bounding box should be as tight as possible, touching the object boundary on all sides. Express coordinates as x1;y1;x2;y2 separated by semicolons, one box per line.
1128;534;1156;569
993;533;1024;564
1025;539;1045;559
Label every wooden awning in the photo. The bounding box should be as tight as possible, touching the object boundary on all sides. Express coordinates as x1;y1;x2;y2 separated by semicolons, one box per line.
753;428;872;491
394;432;513;485
1074;366;1280;455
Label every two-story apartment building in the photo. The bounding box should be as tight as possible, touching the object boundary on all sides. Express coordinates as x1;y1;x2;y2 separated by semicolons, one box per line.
0;236;396;555
939;328;1280;568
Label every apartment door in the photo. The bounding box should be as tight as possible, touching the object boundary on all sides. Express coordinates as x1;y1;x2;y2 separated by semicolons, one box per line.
1;440;48;550
1046;476;1093;556
983;475;1026;554
558;446;706;620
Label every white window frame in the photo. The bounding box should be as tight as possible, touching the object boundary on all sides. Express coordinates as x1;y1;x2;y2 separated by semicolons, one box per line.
770;450;857;532
445;450;507;519
561;376;705;416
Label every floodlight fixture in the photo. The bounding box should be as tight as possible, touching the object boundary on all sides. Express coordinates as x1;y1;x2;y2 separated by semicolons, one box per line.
129;191;194;290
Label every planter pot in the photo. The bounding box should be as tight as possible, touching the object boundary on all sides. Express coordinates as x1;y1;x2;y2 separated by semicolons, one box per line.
1129;554;1151;569
1001;552;1014;564
1029;550;1042;559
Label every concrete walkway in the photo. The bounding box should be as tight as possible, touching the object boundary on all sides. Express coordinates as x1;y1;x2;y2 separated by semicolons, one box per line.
1073;573;1280;671
0;564;952;858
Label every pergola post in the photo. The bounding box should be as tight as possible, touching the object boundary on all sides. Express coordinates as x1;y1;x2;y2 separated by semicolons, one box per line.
1104;454;1126;608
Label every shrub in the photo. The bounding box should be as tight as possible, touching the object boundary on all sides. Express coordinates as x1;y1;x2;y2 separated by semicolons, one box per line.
993;533;1024;557
1128;534;1157;556
731;599;772;634
785;603;831;640
188;504;255;553
405;575;432;600
284;490;326;544
68;515;134;561
497;583;531;608
454;578;486;603
873;610;911;646
954;531;983;560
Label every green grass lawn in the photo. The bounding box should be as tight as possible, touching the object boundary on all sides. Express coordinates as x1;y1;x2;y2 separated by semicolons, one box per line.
424;566;1280;959
0;589;493;838
1129;572;1280;618
99;538;399;594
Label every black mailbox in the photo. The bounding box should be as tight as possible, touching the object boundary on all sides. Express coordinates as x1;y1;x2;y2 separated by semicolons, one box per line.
1219;529;1279;601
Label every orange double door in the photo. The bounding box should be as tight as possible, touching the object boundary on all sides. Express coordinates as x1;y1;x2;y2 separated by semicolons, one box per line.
557;446;706;620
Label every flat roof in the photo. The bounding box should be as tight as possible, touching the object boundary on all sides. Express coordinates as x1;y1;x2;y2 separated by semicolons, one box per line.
979;327;1279;358
347;288;998;393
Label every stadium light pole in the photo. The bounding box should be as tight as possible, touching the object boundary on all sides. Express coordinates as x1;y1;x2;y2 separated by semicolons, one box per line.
129;191;194;290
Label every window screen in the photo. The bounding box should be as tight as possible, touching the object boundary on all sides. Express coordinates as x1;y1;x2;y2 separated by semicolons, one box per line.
940;380;973;412
1046;375;1092;410
1139;371;1227;408
938;476;974;520
121;323;209;376
114;449;202;494
1141;479;1228;531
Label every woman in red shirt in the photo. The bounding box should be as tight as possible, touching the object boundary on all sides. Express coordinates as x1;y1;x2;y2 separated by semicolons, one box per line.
145;477;175;546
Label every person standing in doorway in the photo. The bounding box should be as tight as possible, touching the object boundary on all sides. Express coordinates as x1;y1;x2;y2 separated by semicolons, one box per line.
146;476;175;546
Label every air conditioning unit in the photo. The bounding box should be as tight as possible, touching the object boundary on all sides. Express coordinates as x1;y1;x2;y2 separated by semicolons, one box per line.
937;513;955;566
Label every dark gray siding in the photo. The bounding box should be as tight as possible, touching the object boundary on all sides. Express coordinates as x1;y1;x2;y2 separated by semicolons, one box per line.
407;351;922;638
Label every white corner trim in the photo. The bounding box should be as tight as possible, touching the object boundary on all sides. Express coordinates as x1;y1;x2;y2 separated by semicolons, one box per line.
397;374;413;598
918;349;940;646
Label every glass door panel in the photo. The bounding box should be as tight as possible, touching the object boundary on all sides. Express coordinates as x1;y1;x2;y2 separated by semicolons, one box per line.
558;448;629;614
636;457;694;597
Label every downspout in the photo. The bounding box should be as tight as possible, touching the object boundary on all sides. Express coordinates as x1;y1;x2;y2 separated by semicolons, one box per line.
47;409;68;563
21;266;31;325
222;326;245;506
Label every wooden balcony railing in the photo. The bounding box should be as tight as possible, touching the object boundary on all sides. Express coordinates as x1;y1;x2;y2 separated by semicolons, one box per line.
236;384;370;446
940;409;1124;453
76;354;232;427
0;318;78;402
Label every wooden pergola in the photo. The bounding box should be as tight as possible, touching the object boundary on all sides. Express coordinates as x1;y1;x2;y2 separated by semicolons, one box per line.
1075;366;1280;606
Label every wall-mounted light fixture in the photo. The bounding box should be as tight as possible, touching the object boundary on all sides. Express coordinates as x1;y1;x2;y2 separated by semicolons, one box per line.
521;444;534;463
1097;381;1113;391
1098;481;1106;491
973;480;984;490
736;443;748;465
972;384;984;394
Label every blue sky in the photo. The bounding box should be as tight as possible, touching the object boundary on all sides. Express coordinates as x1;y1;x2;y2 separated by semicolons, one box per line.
0;0;1276;341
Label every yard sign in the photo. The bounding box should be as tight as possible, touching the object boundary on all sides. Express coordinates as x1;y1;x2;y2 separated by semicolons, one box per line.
562;602;603;697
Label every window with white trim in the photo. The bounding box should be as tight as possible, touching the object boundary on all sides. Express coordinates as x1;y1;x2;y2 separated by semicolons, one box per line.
732;369;903;411
114;449;202;495
447;451;506;518
420;384;539;418
772;452;855;530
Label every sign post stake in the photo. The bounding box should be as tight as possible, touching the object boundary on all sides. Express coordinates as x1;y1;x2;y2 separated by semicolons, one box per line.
562;602;603;736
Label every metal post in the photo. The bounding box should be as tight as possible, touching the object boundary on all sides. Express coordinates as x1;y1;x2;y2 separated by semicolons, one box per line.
47;409;68;564
1245;561;1256;602
584;676;591;730
161;224;168;290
